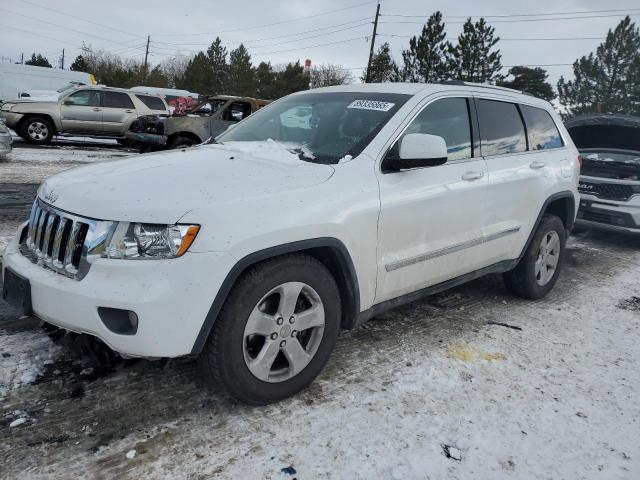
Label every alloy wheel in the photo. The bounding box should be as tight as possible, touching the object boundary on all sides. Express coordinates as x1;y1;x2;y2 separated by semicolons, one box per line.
27;122;49;141
535;231;560;286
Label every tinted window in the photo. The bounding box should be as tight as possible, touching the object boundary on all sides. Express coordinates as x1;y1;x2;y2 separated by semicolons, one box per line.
477;99;527;156
223;102;252;122
400;97;473;161
521;105;563;150
103;92;135;109
65;90;100;107
136;94;166;111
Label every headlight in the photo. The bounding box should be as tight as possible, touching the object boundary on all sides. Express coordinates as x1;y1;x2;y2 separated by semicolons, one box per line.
0;103;15;112
103;222;200;260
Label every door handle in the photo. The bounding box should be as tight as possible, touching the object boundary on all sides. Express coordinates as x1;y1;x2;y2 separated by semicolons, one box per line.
530;160;546;169
92;107;102;111
462;171;484;181
125;110;134;113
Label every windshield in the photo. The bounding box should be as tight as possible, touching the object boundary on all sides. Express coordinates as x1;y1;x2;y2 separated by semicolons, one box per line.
56;83;83;94
581;149;640;180
216;92;411;164
582;149;640;166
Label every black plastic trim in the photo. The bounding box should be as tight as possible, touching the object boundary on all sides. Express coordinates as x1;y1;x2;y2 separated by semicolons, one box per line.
190;237;360;354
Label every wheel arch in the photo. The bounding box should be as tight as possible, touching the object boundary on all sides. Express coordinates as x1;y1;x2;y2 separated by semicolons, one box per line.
17;113;59;135
191;237;361;355
519;190;576;259
168;131;202;146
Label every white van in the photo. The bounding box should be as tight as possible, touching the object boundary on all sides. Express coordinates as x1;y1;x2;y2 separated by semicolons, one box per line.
0;63;96;102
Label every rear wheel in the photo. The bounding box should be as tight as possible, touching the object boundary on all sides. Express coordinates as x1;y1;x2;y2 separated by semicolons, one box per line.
21;117;53;144
169;136;197;149
503;214;566;299
199;254;341;405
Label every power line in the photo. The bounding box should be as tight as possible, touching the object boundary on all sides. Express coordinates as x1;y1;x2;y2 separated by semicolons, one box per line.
153;0;377;37
18;0;144;39
379;13;640;25
253;36;369;55
379;34;603;41
381;8;640;19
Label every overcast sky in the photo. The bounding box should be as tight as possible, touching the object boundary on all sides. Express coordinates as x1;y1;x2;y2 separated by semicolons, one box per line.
0;0;638;87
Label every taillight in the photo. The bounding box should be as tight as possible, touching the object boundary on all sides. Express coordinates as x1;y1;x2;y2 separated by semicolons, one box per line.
577;155;583;170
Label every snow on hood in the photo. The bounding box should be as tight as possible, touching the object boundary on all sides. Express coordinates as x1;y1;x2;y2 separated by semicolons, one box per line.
39;142;334;223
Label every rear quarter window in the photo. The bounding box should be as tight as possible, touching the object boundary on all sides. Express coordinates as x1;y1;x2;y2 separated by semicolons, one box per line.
521;105;564;150
476;99;527;156
136;95;166;111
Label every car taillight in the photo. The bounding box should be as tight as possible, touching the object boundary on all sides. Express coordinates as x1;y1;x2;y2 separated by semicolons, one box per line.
577;155;583;170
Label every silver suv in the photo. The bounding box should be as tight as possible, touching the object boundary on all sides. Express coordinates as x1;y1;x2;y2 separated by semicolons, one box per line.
0;86;169;144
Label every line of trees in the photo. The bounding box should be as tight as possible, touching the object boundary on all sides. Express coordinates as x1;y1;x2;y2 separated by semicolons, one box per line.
21;14;640;115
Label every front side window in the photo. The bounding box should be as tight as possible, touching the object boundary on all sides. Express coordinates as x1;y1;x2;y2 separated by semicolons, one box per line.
394;97;473;161
64;90;100;107
103;92;135;109
521;105;564;151
223;102;252;122
476;99;527;156
217;92;411;164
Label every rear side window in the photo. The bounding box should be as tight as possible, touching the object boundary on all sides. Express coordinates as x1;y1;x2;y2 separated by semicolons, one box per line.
476;99;527;156
400;97;473;161
103;92;135;109
136;94;166;111
521;105;564;150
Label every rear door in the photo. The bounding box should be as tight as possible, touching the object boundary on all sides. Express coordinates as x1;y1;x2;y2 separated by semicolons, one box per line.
59;90;103;132
476;97;565;262
101;91;137;135
375;95;490;303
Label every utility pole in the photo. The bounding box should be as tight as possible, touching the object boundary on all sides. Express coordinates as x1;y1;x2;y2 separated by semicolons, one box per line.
20;52;24;64
143;35;150;82
60;48;65;69
365;1;381;83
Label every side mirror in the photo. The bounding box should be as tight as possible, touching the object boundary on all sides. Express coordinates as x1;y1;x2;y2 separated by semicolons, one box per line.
393;133;448;170
62;99;73;105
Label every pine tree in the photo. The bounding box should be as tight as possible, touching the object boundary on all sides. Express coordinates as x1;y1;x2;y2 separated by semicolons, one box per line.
273;61;309;98
227;44;254;96
398;12;448;82
448;18;502;83
70;55;89;73
254;61;276;99
558;16;640;115
207;37;228;94
362;43;397;83
144;65;170;88
25;53;52;68
179;52;214;94
499;67;555;101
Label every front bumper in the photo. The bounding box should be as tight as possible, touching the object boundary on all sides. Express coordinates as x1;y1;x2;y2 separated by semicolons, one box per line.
125;131;168;146
1;225;236;357
576;195;640;234
0;111;24;130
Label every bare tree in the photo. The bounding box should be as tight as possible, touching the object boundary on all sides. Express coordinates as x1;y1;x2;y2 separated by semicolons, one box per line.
310;64;353;89
161;54;192;88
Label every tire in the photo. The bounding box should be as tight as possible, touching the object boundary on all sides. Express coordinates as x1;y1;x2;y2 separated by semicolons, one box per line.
503;214;566;299
20;116;54;144
169;136;197;149
199;254;341;405
116;138;128;146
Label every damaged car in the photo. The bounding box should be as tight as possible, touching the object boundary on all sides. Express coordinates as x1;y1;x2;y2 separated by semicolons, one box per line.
126;95;270;150
566;114;640;234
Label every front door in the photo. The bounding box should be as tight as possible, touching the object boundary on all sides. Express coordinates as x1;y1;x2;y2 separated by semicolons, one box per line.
375;96;489;304
59;90;103;132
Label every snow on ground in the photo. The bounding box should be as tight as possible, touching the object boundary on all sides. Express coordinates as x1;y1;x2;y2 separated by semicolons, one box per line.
1;141;640;479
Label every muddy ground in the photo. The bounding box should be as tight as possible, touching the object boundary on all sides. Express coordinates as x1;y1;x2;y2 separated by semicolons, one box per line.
1;140;639;479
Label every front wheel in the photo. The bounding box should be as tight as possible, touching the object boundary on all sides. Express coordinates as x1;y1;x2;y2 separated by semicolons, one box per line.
169;136;197;149
21;117;53;144
199;254;341;405
503;214;566;299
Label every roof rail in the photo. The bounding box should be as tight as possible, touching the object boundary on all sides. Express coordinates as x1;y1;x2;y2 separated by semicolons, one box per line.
438;80;533;96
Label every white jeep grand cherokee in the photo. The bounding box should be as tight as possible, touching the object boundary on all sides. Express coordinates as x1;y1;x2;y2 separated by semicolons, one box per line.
1;83;580;404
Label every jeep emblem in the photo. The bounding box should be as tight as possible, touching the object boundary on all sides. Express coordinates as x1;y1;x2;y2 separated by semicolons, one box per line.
44;190;59;203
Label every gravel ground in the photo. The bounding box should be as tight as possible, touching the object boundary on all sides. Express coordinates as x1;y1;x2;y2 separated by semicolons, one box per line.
1;141;639;479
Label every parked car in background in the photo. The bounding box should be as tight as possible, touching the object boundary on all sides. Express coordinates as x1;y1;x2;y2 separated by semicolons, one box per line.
0;86;169;144
1;83;579;404
566;114;640;234
129;86;200;115
126;95;270;150
0;63;95;103
0;121;12;156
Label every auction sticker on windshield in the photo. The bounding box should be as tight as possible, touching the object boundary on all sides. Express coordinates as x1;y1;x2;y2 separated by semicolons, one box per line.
347;100;395;111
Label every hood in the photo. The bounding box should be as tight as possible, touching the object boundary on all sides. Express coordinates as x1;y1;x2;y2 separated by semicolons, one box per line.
565;114;640;151
39;141;335;223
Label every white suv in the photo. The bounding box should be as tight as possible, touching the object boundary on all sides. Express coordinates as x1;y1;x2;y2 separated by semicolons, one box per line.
1;83;580;404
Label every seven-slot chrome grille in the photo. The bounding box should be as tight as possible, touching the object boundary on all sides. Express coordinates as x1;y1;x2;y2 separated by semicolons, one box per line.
20;199;113;280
